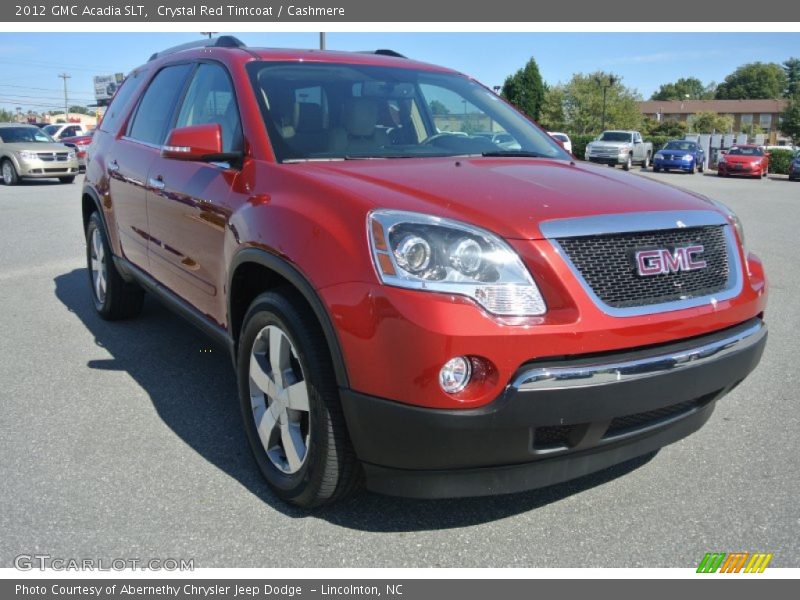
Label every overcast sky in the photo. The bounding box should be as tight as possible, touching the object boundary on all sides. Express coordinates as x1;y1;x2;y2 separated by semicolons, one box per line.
0;31;797;112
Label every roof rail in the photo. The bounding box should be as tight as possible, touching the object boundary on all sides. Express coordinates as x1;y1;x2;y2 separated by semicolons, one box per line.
148;36;246;62
357;49;407;59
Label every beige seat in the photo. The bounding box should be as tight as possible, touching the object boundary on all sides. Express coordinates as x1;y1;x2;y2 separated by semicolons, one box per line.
330;98;389;155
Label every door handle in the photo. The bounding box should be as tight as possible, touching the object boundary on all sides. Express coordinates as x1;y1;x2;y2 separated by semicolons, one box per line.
148;175;165;191
107;159;119;173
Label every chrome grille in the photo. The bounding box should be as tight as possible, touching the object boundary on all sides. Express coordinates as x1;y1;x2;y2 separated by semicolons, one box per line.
556;225;729;308
37;152;69;162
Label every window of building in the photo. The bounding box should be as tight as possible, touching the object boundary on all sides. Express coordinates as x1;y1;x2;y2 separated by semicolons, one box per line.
759;114;773;130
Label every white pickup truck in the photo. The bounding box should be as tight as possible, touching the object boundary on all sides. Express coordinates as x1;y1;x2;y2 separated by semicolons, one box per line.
585;130;653;171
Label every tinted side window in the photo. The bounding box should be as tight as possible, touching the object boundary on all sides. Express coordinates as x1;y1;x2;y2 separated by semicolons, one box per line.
99;70;146;135
127;64;193;145
174;63;243;152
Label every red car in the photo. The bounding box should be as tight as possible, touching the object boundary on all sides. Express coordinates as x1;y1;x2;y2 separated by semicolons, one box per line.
81;37;767;507
717;145;770;178
61;131;93;171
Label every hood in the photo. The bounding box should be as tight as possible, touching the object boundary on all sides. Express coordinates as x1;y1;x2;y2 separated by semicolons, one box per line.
724;154;764;163
659;148;700;156
3;142;71;153
587;139;630;147
292;157;717;239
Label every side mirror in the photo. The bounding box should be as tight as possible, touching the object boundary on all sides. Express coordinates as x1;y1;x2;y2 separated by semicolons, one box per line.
720;150;728;155
161;123;242;163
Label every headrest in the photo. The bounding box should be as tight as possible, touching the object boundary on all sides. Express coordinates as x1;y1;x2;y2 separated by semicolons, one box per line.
294;102;323;132
343;98;378;137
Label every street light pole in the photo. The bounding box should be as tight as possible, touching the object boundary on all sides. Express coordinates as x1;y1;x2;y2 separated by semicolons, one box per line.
595;74;618;132
58;73;71;123
320;32;326;50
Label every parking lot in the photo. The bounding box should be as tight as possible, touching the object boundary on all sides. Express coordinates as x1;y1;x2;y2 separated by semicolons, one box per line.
0;170;798;568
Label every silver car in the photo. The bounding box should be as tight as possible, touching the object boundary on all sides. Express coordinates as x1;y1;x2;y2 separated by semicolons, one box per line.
0;123;80;185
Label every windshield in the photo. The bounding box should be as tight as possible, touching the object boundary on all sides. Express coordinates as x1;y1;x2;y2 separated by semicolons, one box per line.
598;132;632;142
728;146;764;156
247;62;569;162
0;126;54;143
664;141;697;151
42;125;60;136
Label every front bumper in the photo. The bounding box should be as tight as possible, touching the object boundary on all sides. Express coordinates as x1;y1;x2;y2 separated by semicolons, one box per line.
654;157;694;170
718;162;760;176
341;318;767;498
17;157;79;178
586;154;627;165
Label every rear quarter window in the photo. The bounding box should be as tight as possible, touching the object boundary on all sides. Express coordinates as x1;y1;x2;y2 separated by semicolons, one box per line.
98;69;148;135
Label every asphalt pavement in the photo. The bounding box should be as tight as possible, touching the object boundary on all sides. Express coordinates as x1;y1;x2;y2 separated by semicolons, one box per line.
0;170;798;568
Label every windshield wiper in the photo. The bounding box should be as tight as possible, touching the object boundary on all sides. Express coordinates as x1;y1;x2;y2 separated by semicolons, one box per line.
480;150;549;158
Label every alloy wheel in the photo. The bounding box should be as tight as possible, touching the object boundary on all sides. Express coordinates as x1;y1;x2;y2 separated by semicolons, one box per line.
248;325;311;474
90;227;107;304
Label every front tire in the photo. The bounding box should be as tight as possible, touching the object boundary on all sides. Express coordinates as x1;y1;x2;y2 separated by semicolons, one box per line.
653;165;661;172
59;176;75;184
238;290;361;507
85;212;144;320
1;159;19;185
623;154;632;171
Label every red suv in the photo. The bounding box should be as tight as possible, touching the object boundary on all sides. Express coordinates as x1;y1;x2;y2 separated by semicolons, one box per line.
82;37;768;507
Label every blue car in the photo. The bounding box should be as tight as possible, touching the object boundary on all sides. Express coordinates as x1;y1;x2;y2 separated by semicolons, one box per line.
790;152;800;181
653;140;705;173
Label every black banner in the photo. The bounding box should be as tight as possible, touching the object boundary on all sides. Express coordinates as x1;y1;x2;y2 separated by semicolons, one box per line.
3;0;800;22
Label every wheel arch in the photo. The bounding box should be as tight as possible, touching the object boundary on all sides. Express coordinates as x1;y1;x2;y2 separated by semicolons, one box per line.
228;248;350;389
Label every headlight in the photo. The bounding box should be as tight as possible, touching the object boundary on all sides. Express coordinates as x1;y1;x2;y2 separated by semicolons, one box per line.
67;150;77;160
617;146;629;154
718;155;727;163
18;150;38;161
683;154;694;161
710;199;745;249
654;152;664;158
368;210;547;317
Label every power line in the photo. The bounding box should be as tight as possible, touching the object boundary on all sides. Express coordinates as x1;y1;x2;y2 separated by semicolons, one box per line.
0;84;95;96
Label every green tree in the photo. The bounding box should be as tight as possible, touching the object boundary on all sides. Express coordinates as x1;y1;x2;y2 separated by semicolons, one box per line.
688;111;734;133
68;105;91;115
715;62;787;99
643;117;687;138
783;58;800;97
501;57;545;121
428;100;449;116
0;109;14;121
548;71;642;135
781;93;800;145
651;77;715;100
538;86;566;131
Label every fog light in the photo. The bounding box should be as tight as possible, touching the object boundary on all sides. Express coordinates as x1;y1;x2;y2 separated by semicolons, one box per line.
439;356;472;394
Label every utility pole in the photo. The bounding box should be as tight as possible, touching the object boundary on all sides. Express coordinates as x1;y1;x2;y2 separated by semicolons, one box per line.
319;32;326;50
200;32;216;39
58;73;70;122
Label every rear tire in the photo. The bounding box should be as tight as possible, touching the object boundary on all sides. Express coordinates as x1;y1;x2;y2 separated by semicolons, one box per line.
85;212;144;320
642;153;650;169
59;176;75;184
238;289;362;507
1;159;19;185
698;160;705;173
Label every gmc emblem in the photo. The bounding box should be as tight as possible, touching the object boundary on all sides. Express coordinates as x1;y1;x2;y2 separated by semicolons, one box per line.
635;245;707;276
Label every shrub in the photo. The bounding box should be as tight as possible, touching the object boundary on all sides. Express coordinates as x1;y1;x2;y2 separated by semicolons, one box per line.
766;149;795;175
